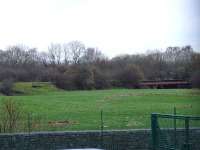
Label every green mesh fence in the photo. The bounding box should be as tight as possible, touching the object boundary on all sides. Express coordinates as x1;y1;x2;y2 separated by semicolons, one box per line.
151;113;200;150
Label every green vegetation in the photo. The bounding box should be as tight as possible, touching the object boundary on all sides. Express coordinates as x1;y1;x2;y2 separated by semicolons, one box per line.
13;82;60;95
0;83;199;132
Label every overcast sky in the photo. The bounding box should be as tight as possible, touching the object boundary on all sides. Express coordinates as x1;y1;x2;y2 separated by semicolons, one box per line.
0;0;199;57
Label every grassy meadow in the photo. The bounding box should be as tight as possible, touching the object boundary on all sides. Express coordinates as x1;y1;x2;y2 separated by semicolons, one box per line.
0;82;200;132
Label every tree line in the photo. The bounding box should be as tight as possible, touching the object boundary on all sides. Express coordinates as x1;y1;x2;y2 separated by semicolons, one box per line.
0;41;200;91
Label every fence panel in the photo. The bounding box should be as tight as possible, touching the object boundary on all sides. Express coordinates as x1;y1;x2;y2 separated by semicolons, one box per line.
151;113;200;150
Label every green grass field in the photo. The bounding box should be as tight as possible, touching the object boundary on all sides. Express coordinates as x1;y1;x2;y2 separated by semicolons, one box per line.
0;82;200;132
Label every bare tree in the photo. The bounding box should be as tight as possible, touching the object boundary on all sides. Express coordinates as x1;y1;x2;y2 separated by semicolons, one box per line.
63;43;70;65
48;43;62;65
81;47;106;63
67;41;85;64
5;45;28;66
38;52;49;67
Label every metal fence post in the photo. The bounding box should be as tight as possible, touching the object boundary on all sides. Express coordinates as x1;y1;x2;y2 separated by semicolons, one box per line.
100;110;104;148
27;113;32;150
174;107;177;149
27;113;31;134
184;117;190;150
151;113;158;150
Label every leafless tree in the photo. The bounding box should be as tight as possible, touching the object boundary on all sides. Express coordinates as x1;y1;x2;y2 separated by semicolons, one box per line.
67;41;85;64
63;43;70;65
81;47;105;63
48;43;62;65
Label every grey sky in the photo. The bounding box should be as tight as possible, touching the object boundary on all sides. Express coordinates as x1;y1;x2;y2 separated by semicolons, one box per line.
0;0;199;57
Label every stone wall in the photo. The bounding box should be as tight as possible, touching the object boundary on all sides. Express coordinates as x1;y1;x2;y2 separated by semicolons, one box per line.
0;129;199;150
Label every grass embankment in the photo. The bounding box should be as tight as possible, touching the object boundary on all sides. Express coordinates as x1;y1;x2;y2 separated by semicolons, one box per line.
13;82;60;95
0;82;199;131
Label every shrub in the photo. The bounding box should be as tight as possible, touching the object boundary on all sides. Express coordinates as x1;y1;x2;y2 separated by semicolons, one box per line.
76;66;95;90
191;71;200;89
0;79;14;96
0;98;22;133
93;68;110;89
52;67;78;90
118;64;144;88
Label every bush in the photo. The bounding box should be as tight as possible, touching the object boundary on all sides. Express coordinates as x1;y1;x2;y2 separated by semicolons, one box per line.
117;64;144;88
0;98;22;133
191;71;200;89
0;79;14;96
76;66;95;90
0;68;16;81
52;67;78;90
52;66;111;90
93;68;110;89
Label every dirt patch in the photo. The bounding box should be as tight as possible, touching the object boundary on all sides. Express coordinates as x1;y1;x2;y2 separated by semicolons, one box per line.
175;104;193;109
48;120;79;127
